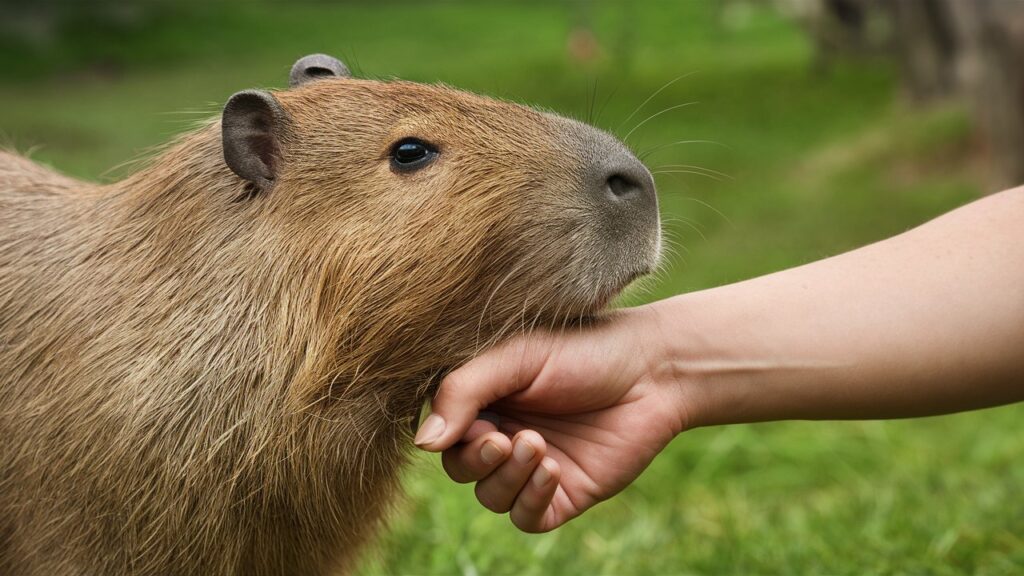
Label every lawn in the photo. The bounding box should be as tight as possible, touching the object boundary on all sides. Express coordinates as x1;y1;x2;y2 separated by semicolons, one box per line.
1;1;1020;574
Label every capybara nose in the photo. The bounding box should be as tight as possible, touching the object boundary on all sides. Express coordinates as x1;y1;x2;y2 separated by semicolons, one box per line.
588;147;658;223
606;164;653;202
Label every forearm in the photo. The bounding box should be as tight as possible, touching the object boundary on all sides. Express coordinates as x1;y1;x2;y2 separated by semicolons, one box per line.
651;187;1024;428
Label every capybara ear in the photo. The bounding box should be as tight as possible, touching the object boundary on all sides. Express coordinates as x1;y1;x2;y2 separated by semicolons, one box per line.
222;90;288;192
289;53;350;87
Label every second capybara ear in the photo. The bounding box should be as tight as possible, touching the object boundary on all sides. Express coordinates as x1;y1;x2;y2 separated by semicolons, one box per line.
289;54;351;87
222;90;289;192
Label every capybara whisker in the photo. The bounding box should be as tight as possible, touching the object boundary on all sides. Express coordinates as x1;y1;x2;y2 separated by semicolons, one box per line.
616;73;695;136
623;102;699;143
638;139;727;162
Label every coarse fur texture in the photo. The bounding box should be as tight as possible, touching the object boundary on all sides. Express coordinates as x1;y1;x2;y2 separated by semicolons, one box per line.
0;69;658;575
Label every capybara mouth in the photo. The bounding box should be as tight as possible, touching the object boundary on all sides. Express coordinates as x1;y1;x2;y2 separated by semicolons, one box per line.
580;266;652;318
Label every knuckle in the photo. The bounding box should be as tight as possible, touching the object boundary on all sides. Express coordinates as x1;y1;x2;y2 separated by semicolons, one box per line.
440;453;474;484
510;509;544;534
438;370;469;398
474;484;512;514
509;511;530;532
492;466;527;491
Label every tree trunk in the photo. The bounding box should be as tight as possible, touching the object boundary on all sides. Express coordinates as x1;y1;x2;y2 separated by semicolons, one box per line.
888;0;958;102
947;0;1024;191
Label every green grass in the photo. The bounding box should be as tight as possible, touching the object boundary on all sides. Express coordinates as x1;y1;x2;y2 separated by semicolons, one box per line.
2;1;1020;574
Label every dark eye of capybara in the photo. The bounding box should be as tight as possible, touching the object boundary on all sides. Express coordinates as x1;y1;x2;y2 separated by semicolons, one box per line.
390;137;438;171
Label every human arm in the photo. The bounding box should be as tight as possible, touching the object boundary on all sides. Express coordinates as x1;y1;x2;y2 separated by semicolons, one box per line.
677;185;1024;425
415;187;1024;531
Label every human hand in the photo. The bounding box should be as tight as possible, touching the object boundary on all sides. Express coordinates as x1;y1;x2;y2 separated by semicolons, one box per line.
413;187;1024;531
413;306;688;532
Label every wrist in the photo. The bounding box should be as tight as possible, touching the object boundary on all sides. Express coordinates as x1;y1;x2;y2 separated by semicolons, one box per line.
643;274;868;430
634;295;718;433
639;287;784;432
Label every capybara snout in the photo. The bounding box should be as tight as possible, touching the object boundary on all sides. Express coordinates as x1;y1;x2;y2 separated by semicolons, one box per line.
549;114;661;300
271;72;661;325
0;54;659;575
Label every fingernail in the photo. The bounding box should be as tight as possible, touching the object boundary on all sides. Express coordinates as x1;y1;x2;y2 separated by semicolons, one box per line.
513;438;536;464
532;462;552;488
413;414;445;446
480;441;503;465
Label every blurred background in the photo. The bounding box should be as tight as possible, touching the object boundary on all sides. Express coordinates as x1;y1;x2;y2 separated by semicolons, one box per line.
2;0;1022;573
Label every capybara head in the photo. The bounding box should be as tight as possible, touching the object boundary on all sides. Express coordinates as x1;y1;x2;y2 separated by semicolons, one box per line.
220;54;660;404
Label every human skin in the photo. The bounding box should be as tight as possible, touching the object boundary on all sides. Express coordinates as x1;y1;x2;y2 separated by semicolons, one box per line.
414;186;1024;533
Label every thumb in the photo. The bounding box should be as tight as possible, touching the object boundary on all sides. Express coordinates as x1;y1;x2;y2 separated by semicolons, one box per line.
414;334;552;451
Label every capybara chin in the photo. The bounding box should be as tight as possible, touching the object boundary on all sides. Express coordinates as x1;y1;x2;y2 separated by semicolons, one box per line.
0;54;660;575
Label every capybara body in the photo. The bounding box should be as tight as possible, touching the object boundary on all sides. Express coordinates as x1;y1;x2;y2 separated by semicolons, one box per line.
0;56;659;575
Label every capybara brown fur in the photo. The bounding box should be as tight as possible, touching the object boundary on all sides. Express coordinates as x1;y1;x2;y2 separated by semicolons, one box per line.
0;55;660;575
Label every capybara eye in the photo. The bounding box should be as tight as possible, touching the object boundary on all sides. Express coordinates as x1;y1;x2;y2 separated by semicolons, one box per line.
390;138;438;172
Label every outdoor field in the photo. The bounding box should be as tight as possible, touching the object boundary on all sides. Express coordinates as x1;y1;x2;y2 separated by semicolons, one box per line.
1;2;1021;574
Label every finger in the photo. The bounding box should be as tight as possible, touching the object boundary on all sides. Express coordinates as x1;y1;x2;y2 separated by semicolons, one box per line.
415;335;553;451
474;430;545;514
460;417;500;444
441;429;512;484
510;457;561;533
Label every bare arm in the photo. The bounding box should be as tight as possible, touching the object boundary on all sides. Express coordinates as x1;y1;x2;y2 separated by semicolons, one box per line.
671;186;1024;427
416;187;1024;532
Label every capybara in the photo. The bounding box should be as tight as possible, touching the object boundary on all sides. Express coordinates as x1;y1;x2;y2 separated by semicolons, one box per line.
0;54;660;575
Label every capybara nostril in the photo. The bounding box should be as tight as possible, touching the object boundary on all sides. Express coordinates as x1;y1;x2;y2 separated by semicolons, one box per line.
586;145;658;231
607;173;636;197
601;155;655;204
607;172;644;199
582;141;656;212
